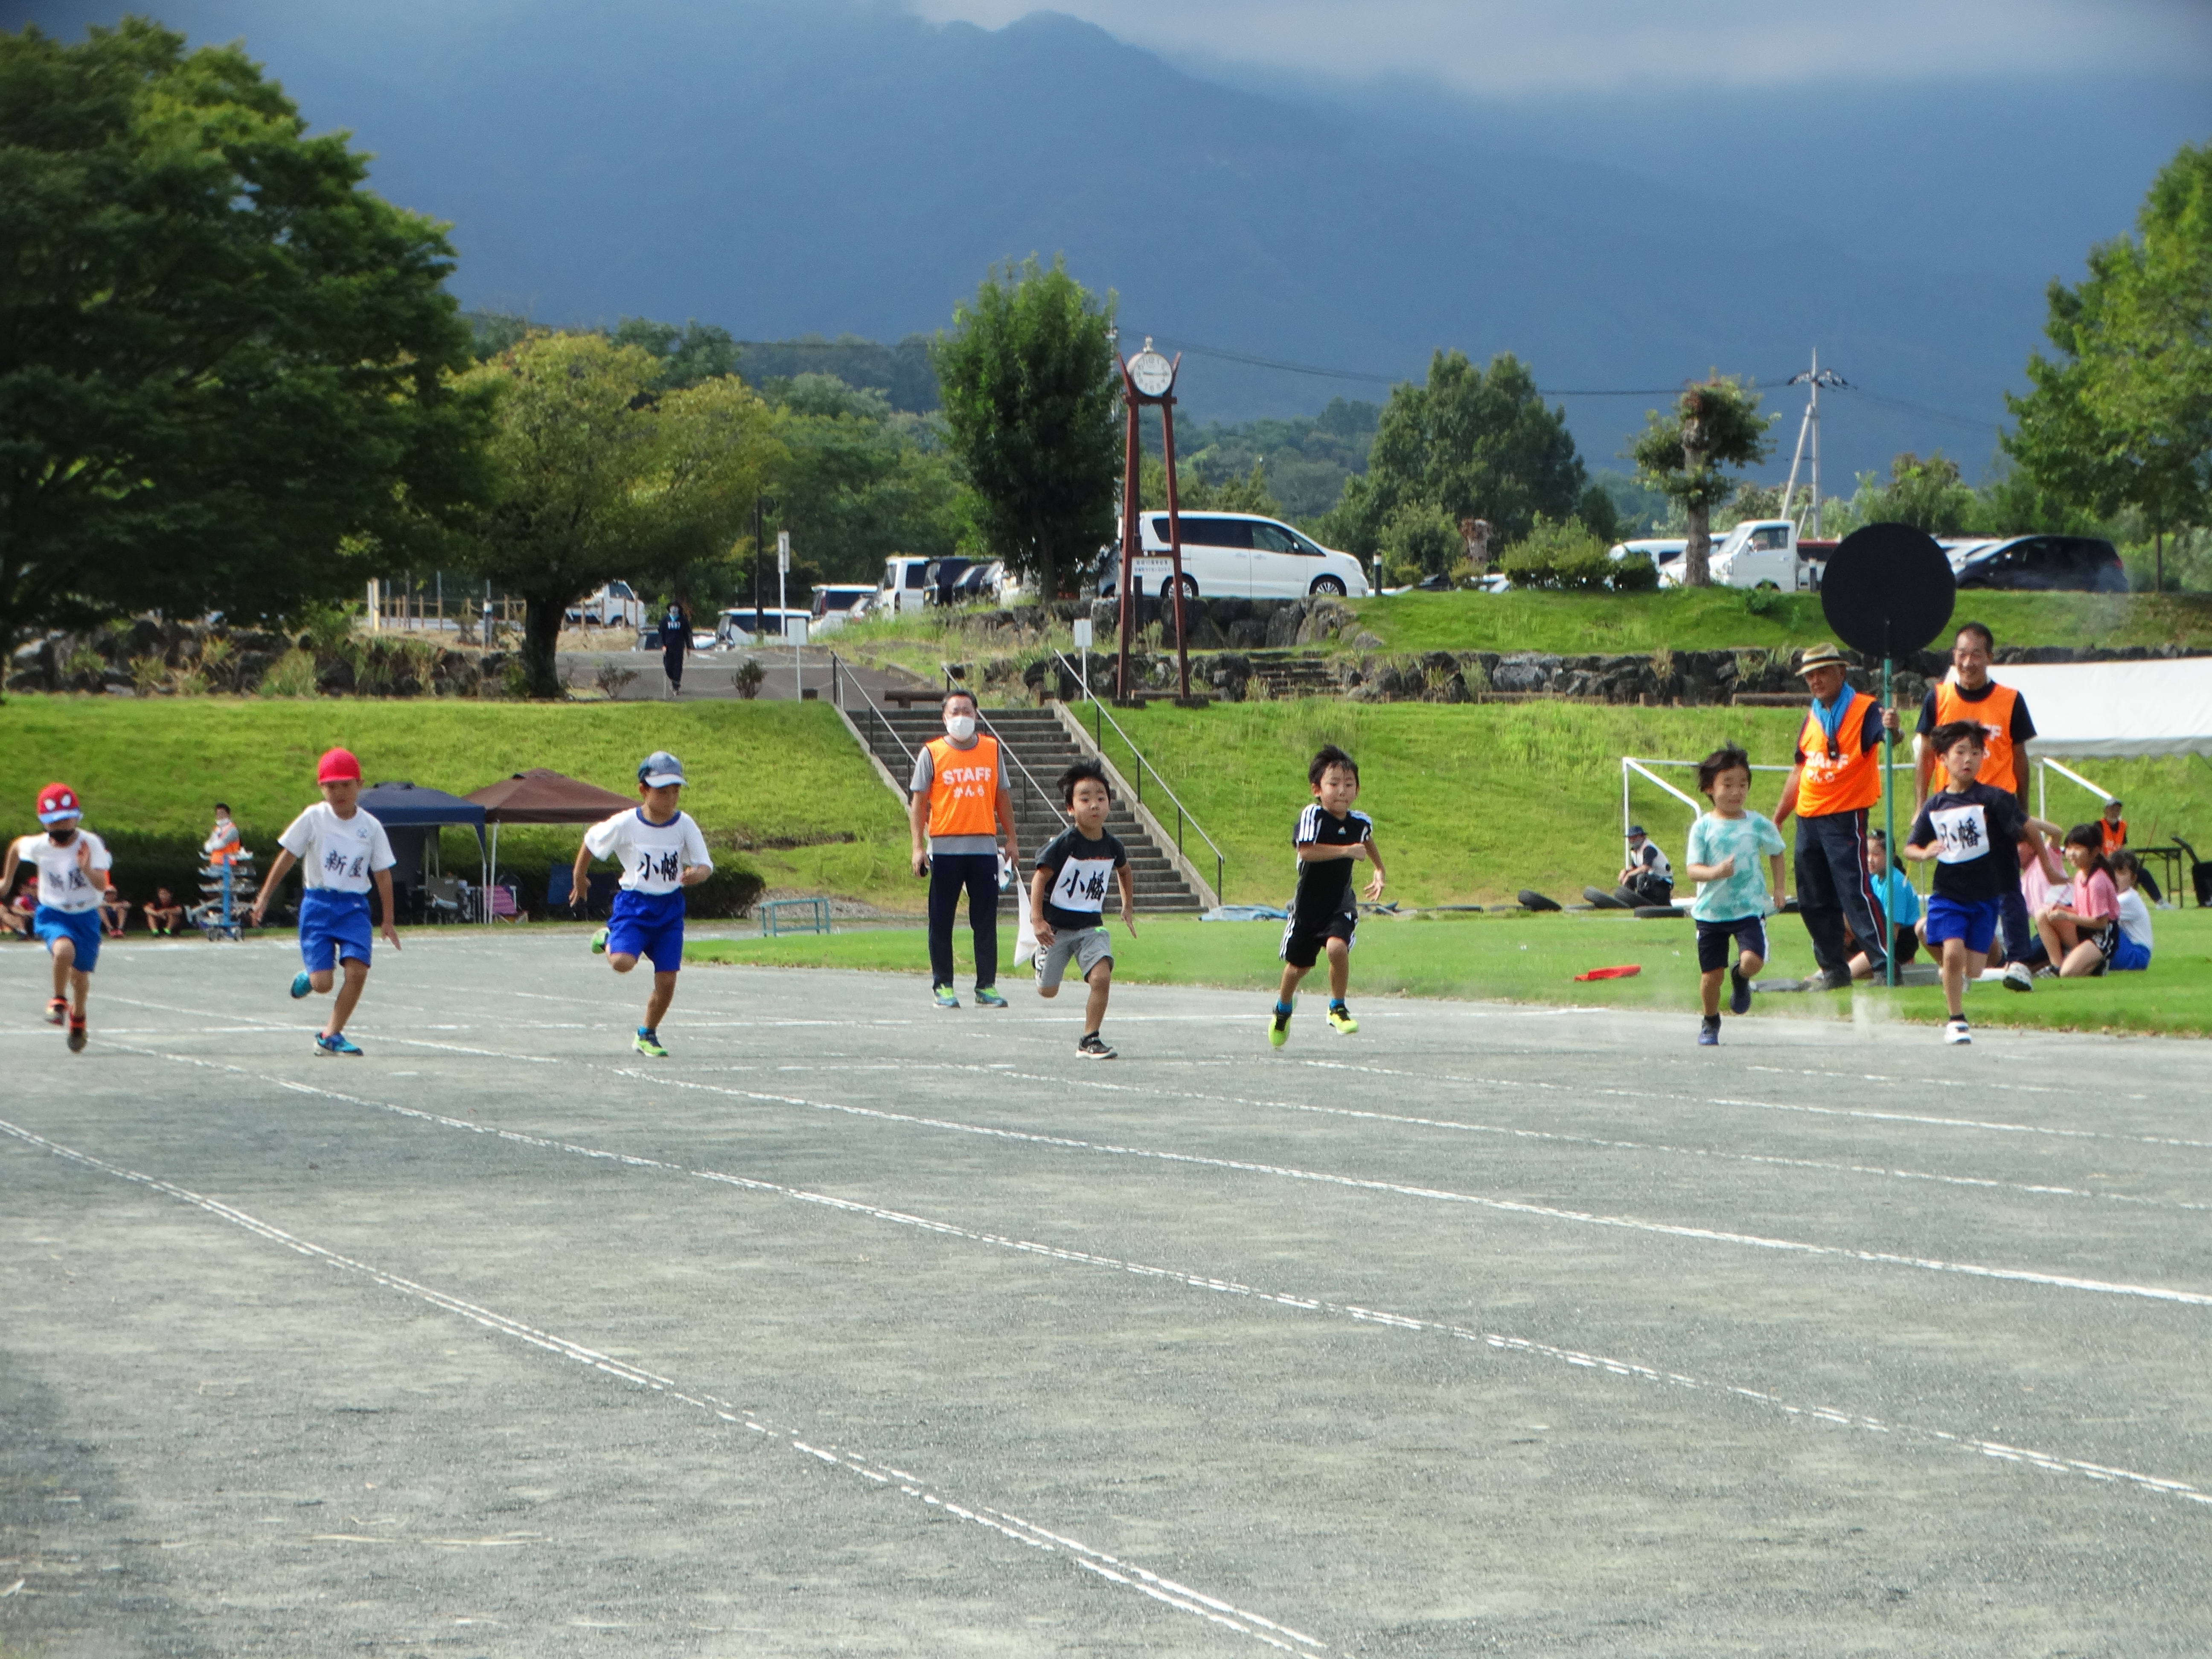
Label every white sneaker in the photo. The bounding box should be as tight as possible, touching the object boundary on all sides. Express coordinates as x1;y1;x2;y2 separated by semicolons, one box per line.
2002;961;2034;993
1943;1018;1972;1045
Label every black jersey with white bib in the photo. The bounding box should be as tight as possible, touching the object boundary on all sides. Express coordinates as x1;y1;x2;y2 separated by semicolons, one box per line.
1289;805;1371;923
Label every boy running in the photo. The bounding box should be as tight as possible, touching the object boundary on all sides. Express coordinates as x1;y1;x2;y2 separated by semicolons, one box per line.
1901;721;2049;1045
1270;744;1386;1047
253;748;401;1056
570;750;713;1057
1030;760;1136;1059
4;783;113;1052
1682;745;1787;1046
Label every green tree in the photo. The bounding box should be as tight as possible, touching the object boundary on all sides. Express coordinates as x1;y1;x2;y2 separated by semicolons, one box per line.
1136;454;1284;518
0;20;489;648
457;333;779;696
1346;351;1589;553
1853;451;1979;533
612;317;742;391
2007;141;2211;590
931;256;1120;601
1630;377;1774;585
763;375;969;585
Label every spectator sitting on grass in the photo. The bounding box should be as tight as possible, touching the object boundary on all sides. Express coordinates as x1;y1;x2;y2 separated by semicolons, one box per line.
1615;824;1674;906
2107;851;2154;973
143;886;184;936
2034;824;2121;978
99;885;130;937
1847;830;1922;979
3;871;38;937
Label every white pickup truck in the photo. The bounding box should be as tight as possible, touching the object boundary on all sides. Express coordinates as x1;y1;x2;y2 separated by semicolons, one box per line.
1649;520;1826;592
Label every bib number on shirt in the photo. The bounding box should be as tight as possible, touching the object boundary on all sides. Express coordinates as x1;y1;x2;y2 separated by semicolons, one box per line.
1928;804;1990;864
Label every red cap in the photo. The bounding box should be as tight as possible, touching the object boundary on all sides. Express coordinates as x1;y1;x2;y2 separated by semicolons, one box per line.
316;747;362;784
37;782;82;824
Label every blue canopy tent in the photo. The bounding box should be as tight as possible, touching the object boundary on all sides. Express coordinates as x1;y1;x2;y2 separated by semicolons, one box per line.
357;781;489;913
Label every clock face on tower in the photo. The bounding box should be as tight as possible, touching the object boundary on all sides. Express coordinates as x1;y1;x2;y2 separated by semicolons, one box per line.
1128;349;1174;399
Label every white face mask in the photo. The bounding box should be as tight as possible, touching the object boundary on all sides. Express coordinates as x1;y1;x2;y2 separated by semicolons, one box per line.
945;713;976;742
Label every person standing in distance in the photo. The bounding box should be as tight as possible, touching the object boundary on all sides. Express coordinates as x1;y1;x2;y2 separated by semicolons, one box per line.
1773;643;1894;990
910;688;1017;1008
659;599;691;699
1913;621;2042;987
3;783;113;1051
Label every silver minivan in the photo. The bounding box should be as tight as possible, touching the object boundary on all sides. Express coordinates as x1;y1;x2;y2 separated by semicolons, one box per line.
1117;513;1370;600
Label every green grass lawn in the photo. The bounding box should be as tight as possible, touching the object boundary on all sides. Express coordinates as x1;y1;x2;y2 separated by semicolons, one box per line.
0;698;913;907
1344;588;2212;655
688;908;2212;1037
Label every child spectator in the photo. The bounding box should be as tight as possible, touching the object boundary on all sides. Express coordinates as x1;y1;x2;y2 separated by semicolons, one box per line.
99;885;130;937
1847;830;1922;980
142;886;185;936
2034;825;2121;978
250;747;401;1057
1683;744;1786;1045
2107;852;2154;972
1269;744;1387;1047
571;751;713;1057
204;802;242;865
1029;760;1136;1059
2;870;37;938
1902;722;2049;1044
4;784;113;1049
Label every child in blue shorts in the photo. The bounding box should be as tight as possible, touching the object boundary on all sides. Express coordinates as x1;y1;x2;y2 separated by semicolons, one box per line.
1682;745;1787;1046
570;751;713;1057
1903;721;2049;1045
4;782;114;1052
252;747;401;1057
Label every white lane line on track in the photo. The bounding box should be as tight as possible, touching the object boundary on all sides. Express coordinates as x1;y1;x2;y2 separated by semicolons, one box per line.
73;1008;2212;1308
0;1114;1328;1655
50;1051;2212;1515
753;1060;2206;1215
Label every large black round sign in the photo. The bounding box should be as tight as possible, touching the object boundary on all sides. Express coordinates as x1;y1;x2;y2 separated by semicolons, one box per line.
1820;521;1956;658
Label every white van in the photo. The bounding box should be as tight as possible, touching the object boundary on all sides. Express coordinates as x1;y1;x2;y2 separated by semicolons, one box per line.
713;607;811;647
1112;512;1369;600
809;585;875;633
878;555;983;614
1655;520;1819;591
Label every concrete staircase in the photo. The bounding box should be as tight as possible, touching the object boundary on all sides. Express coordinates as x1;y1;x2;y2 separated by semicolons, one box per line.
850;704;1209;914
1241;651;1340;699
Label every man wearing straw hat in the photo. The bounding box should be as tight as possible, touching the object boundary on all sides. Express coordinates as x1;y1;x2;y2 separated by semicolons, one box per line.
1773;643;1895;990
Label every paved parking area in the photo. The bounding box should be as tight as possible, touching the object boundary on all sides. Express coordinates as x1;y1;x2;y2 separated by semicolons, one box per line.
2;933;2206;1655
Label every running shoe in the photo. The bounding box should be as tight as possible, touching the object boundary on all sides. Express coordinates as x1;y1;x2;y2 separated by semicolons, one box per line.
1267;1002;1292;1048
1728;966;1752;1016
633;1027;669;1058
1816;966;1854;992
591;926;610;955
1326;1004;1359;1035
1077;1032;1117;1060
1698;1020;1720;1047
932;985;960;1010
1943;1018;1972;1045
44;997;67;1025
290;971;313;1000
67;1016;87;1054
314;1031;363;1057
974;986;1009;1008
2001;962;2034;993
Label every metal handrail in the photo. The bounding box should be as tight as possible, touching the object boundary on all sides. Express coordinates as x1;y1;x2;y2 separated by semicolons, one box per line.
972;706;1070;838
827;648;915;773
1051;647;1225;902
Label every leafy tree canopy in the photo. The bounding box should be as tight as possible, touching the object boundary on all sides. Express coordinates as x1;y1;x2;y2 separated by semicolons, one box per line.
0;19;489;646
931;255;1120;600
1630;376;1773;584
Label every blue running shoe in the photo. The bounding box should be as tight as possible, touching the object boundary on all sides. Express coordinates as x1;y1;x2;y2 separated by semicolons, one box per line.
315;1031;362;1057
974;986;1008;1008
932;985;960;1009
1697;1019;1720;1047
290;971;313;1000
1728;966;1752;1016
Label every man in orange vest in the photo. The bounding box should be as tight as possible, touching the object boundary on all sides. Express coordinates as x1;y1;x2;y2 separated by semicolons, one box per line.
909;687;1019;1009
1774;643;1895;990
1912;620;2040;969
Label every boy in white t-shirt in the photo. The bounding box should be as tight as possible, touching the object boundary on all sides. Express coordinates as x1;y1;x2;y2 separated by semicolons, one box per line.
3;782;114;1052
251;747;401;1057
570;751;713;1057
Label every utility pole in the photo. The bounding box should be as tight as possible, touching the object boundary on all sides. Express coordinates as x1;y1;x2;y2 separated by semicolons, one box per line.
751;495;765;642
1776;350;1847;534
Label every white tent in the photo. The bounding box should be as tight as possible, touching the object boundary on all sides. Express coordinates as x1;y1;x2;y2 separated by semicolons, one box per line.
1990;659;2212;760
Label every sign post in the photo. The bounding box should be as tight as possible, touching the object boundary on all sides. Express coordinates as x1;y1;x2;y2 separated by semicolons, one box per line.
777;530;796;698
1072;617;1092;703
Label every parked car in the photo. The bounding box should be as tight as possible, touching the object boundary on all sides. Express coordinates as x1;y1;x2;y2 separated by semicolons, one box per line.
809;585;876;633
565;580;644;630
877;555;983;614
1097;512;1369;600
1952;535;2125;592
712;607;812;646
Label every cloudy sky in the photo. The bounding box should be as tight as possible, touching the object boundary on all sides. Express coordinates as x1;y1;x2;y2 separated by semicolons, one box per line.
907;0;2212;93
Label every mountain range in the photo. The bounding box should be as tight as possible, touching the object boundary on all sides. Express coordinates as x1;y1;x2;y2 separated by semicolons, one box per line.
15;0;2209;483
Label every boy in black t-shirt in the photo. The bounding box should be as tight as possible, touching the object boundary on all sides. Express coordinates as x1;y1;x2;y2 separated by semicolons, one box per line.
1902;721;2050;1046
1030;760;1134;1059
1270;744;1387;1047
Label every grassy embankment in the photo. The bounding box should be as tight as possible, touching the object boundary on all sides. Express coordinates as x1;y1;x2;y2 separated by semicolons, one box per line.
689;908;2212;1038
0;699;914;909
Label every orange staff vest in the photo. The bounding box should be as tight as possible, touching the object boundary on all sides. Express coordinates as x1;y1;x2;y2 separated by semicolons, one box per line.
2098;817;2126;856
1795;689;1883;817
923;734;1002;838
1932;679;2024;796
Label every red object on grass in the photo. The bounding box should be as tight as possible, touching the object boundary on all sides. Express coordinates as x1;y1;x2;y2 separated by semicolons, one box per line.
1572;965;1642;981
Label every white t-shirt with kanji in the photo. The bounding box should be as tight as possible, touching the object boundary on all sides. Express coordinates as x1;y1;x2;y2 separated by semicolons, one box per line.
12;830;112;914
583;808;712;895
278;803;396;894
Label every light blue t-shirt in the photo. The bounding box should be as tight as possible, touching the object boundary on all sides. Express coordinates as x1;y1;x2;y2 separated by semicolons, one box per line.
1685;810;1786;923
1872;867;1921;928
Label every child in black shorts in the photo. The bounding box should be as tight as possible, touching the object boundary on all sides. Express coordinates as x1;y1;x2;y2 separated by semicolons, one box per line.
1269;744;1387;1047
